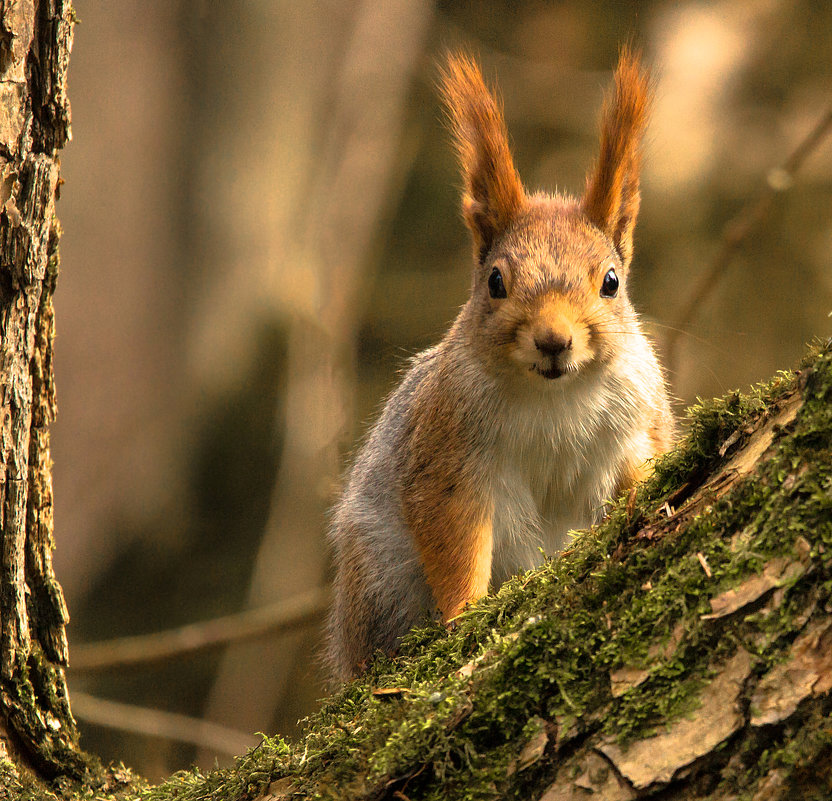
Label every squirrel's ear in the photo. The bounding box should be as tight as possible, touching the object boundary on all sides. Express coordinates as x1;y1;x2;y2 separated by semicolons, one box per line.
582;48;651;269
441;54;525;263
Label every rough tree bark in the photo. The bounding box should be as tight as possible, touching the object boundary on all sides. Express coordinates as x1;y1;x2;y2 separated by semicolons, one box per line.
0;0;85;782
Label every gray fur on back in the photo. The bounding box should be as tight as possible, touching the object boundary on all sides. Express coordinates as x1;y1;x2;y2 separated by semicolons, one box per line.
325;351;438;680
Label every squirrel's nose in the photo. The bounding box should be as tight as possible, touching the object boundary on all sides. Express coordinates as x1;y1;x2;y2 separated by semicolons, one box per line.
534;333;572;358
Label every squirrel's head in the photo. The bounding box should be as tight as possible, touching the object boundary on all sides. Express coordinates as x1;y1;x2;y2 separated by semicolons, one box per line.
441;50;650;385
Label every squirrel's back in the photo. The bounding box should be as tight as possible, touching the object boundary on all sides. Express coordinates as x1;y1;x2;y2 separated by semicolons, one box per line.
326;350;439;679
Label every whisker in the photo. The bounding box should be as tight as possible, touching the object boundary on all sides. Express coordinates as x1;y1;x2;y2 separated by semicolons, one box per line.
649;319;751;337
642;322;718;348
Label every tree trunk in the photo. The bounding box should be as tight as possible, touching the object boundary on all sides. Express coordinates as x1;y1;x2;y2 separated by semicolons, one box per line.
0;0;84;781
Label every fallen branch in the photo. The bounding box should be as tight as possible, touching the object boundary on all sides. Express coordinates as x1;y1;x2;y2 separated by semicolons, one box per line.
70;691;257;756
70;587;330;672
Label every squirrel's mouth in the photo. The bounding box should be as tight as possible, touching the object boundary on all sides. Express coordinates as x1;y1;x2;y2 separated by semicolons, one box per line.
535;364;564;380
531;360;577;380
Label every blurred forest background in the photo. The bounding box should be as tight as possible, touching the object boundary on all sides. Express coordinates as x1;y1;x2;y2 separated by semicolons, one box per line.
53;0;832;782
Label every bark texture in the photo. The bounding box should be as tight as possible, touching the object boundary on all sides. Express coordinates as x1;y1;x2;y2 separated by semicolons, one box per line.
0;0;81;780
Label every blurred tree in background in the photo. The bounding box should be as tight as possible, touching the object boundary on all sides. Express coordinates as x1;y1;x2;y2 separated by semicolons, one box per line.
52;0;832;780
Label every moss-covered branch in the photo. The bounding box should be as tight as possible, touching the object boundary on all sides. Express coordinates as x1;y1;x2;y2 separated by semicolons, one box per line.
11;342;832;799
97;340;829;801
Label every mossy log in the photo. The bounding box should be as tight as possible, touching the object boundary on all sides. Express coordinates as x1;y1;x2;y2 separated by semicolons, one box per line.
5;323;832;798
33;340;818;801
5;339;832;799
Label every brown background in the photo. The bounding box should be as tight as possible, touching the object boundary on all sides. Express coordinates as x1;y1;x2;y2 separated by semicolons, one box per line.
53;0;832;780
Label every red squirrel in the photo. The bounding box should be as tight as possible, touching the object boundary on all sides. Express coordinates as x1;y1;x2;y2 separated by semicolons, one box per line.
326;50;675;680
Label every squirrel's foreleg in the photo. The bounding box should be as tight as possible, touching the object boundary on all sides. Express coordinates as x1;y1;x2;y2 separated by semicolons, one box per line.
403;475;493;621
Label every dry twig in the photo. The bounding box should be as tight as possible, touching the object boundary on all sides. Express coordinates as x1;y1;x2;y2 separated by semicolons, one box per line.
70;691;257;755
70;586;330;672
666;107;832;372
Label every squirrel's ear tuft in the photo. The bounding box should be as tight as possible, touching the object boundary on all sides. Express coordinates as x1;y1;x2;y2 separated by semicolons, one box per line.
440;53;525;263
582;47;651;269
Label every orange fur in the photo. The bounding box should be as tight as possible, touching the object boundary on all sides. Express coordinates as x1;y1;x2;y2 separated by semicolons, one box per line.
615;457;652;500
614;416;676;500
399;363;493;621
582;47;651;268
440;54;526;261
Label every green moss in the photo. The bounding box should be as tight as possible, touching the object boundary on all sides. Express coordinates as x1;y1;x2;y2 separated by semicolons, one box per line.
753;706;832;798
0;644;100;784
79;341;832;800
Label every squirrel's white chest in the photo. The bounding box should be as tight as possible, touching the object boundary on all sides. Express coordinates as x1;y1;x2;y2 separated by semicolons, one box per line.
488;382;632;583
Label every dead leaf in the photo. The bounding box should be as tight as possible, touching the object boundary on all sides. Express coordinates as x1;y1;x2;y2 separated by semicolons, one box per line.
457;662;475;679
610;666;651;697
540;751;635;801
515;716;549;771
371;687;408;697
750;617;832;726
701;558;807;620
600;648;753;790
721;393;801;478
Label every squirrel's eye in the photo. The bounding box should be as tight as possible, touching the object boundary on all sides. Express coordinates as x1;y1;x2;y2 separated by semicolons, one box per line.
601;268;619;298
488;268;507;299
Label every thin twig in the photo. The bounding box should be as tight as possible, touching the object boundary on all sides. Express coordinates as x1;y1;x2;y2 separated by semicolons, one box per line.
70;586;330;672
666;106;832;372
70;691;257;756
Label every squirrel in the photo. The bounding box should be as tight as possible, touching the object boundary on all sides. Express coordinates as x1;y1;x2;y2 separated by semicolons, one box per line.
326;49;675;681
